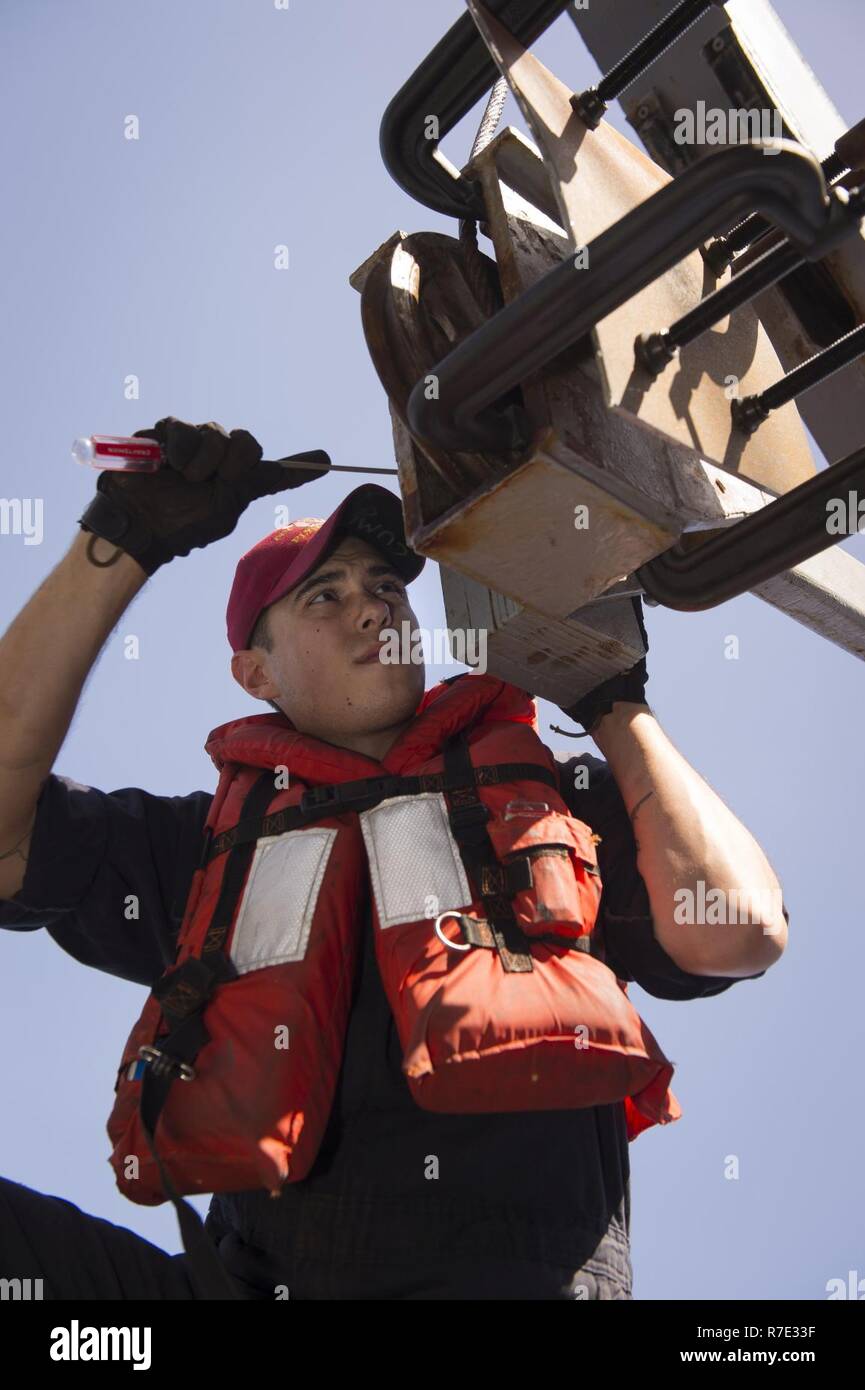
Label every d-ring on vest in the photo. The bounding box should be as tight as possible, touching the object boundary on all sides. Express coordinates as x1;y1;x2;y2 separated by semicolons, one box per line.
106;671;680;1297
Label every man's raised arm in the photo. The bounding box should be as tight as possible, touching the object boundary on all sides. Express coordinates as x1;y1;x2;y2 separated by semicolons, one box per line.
554;594;788;979
0;415;325;902
0;532;148;901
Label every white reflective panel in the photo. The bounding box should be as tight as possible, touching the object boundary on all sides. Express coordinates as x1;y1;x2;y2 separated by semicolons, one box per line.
229;827;338;975
359;792;473;929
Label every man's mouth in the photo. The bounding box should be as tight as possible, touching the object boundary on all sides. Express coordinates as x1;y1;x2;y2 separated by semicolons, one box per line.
354;644;384;664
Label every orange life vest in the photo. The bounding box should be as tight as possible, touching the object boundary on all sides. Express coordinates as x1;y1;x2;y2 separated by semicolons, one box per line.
107;672;680;1216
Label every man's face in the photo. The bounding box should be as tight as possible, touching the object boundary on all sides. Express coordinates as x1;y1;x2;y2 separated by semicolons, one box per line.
231;534;425;753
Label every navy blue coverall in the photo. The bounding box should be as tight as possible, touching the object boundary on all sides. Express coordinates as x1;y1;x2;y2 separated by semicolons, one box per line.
0;751;766;1299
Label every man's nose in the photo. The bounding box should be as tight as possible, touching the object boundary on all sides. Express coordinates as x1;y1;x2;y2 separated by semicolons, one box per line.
356;589;393;628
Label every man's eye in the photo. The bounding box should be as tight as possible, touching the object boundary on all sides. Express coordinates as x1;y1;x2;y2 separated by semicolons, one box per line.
308;580;403;606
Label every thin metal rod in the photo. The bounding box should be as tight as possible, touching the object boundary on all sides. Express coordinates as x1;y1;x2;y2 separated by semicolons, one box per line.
762;322;865;410
677;242;801;345
272;459;398;476
572;0;717;127
637;240;803;375
636;444;865;611
598;0;716;100
733;323;865;434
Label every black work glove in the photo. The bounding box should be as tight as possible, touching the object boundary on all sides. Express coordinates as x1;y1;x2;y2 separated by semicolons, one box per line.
554;595;651;738
77;416;328;576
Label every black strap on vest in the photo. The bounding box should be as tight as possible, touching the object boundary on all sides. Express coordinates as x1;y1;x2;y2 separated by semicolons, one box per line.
137;770;276;1300
204;761;560;863
442;732;537;973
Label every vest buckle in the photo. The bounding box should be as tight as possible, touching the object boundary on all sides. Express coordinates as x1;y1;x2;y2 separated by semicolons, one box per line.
300;784;339;813
136;1044;196;1082
480;856;534;896
448;799;490;830
301;776;407;817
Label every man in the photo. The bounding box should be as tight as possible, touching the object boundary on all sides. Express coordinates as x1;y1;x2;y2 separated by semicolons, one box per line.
0;418;788;1301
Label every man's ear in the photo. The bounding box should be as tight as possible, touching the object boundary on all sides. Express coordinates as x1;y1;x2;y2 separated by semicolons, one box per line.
230;649;279;702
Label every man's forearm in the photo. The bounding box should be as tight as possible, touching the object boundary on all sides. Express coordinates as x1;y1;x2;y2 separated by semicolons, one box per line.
590;702;787;977
0;530;147;823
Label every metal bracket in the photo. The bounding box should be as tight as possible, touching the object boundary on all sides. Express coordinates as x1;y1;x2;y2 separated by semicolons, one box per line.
379;0;571;219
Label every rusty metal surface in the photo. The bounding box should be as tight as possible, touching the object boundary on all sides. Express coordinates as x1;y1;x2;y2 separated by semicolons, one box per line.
359;231;514;501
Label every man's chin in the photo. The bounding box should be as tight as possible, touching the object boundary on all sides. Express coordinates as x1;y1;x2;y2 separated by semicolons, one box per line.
353;657;425;706
355;655;423;679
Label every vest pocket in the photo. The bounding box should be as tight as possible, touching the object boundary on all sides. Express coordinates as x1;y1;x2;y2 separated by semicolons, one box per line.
485;809;602;941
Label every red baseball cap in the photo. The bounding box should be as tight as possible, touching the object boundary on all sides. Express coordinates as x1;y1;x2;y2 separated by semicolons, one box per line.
226;483;426;652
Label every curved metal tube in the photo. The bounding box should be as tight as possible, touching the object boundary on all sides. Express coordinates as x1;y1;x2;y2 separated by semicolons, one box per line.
379;0;571;220
406;142;839;455
635;444;865;610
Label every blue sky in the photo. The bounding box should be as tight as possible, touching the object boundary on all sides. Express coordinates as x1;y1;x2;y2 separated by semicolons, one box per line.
1;0;863;1300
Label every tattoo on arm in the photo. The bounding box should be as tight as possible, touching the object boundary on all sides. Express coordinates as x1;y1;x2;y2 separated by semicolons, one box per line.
628;790;654;851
